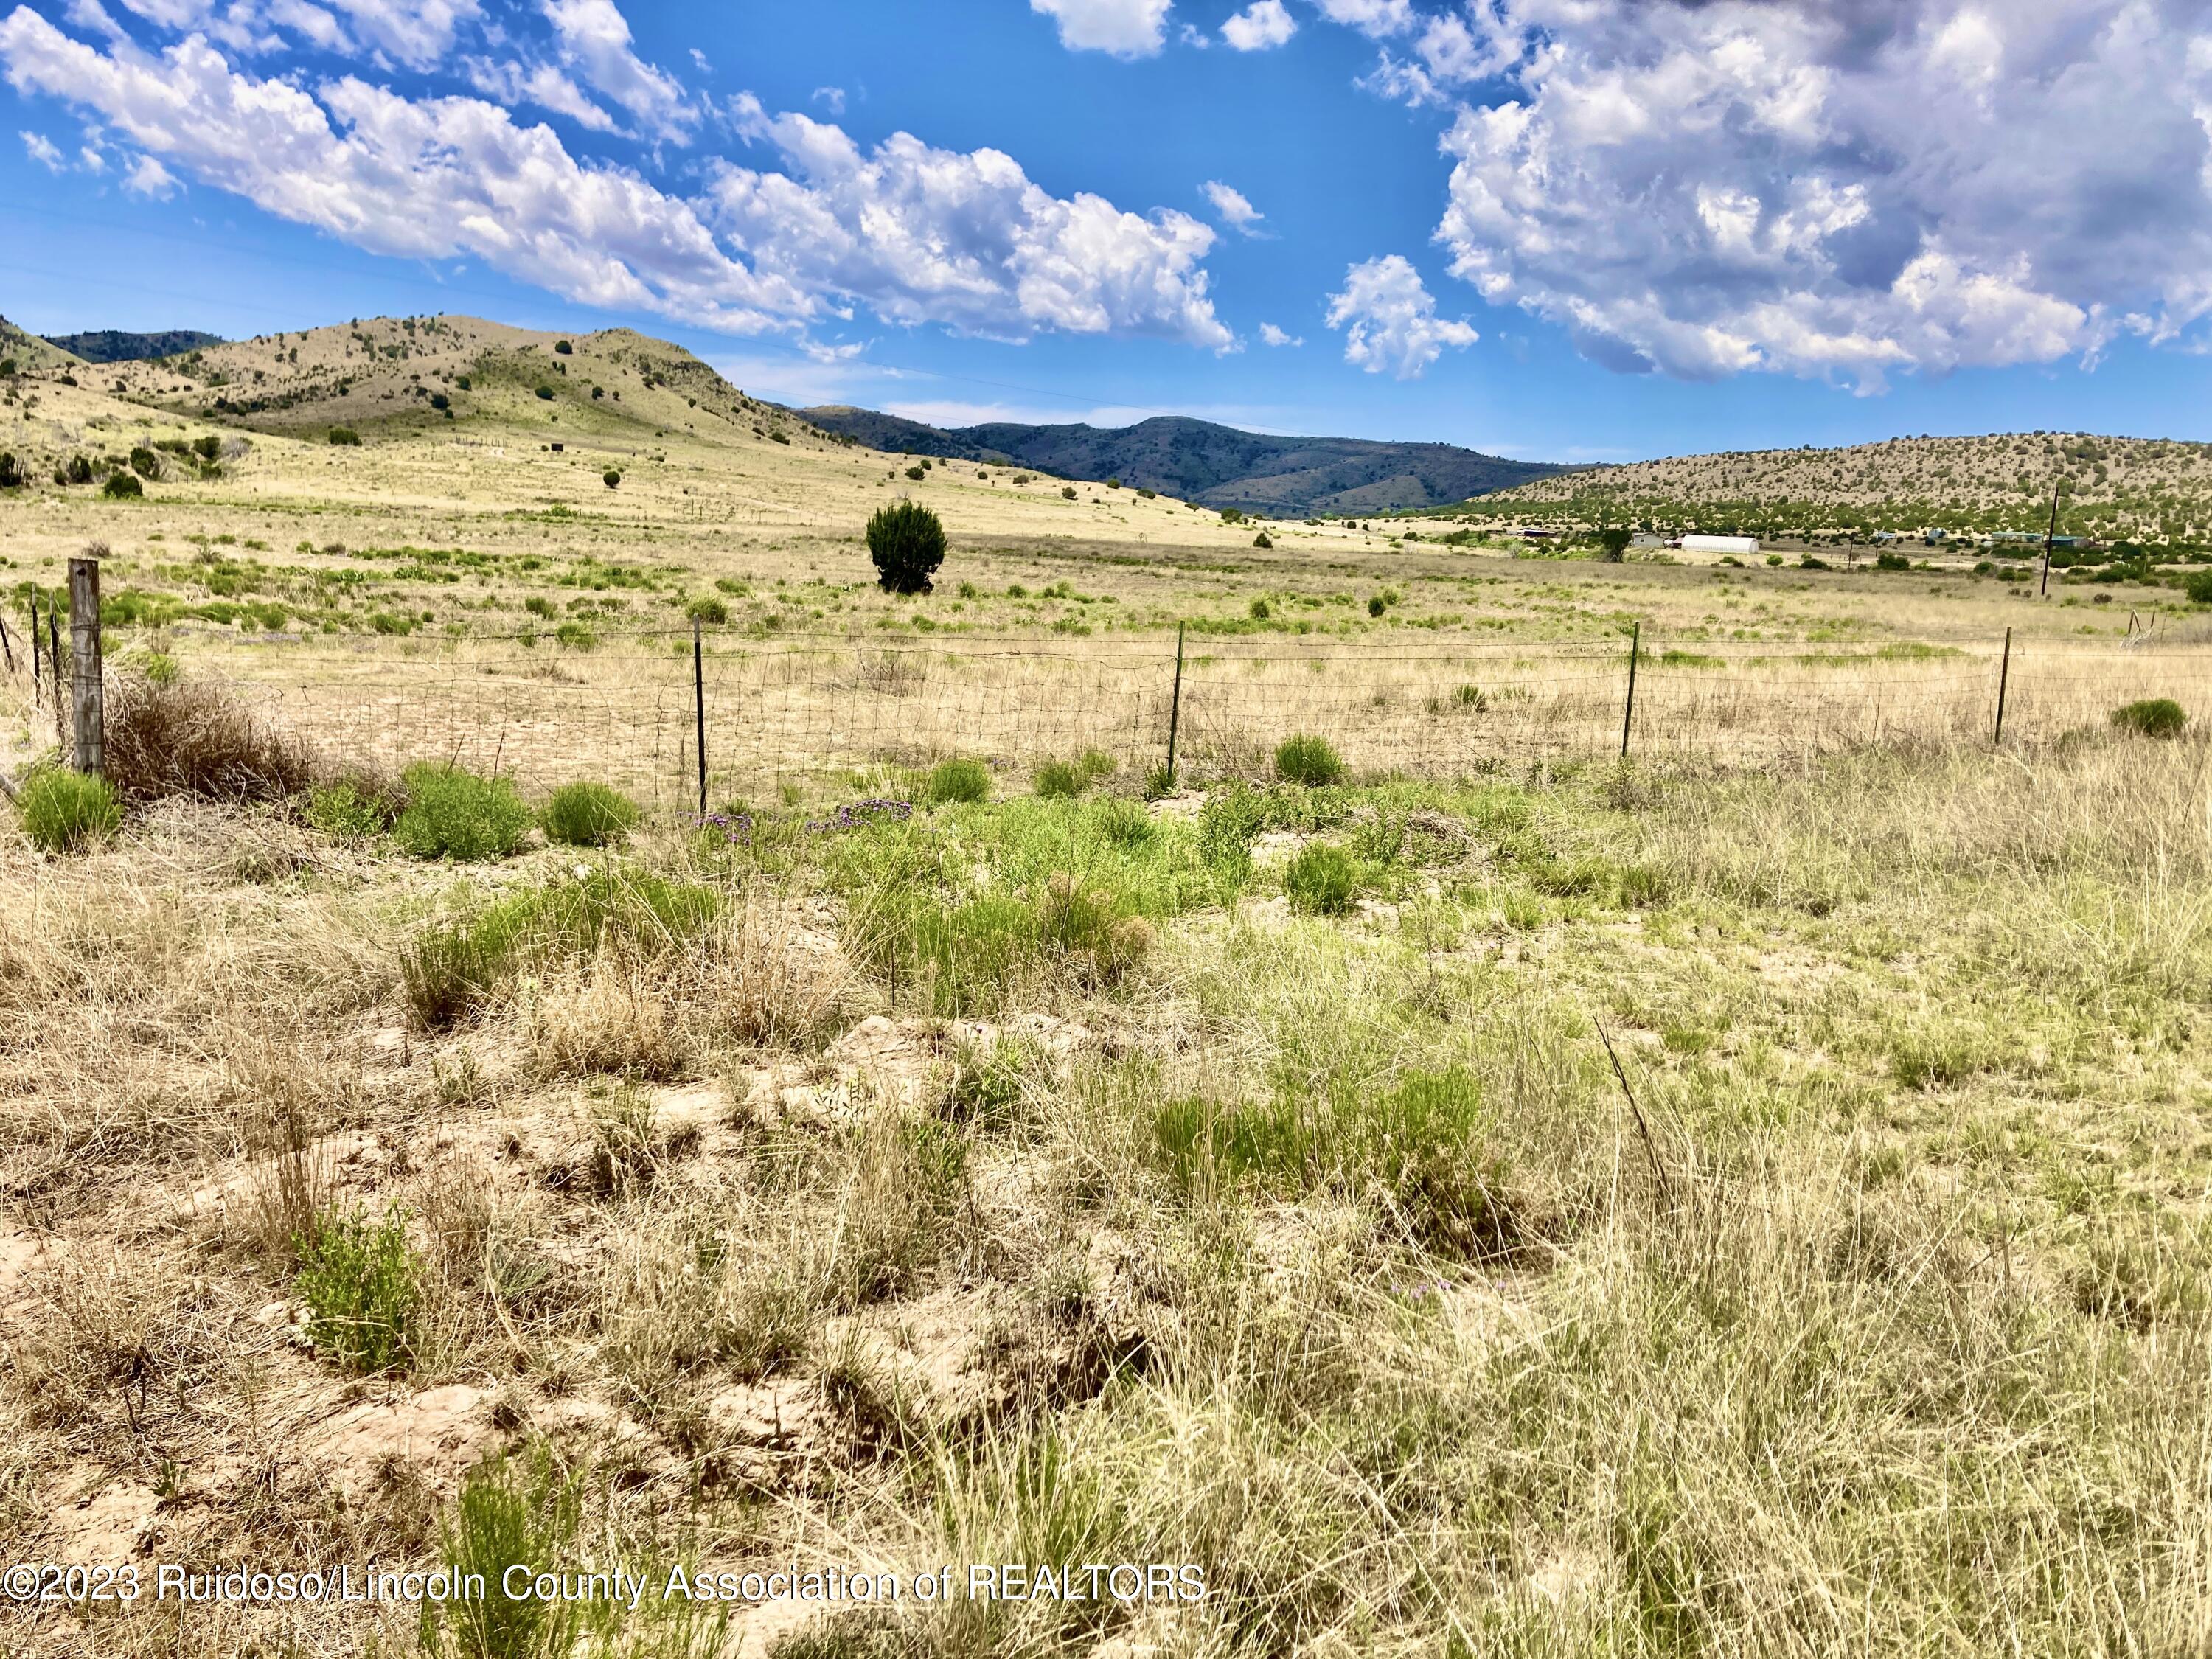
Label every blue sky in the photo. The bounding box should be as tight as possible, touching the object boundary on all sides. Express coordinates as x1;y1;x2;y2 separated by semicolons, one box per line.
4;0;2211;463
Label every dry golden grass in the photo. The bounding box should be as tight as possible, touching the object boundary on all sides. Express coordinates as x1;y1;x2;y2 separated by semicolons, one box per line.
3;352;2211;1658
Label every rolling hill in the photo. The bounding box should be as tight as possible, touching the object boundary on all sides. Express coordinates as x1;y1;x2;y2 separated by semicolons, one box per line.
801;406;1565;517
1447;432;2212;546
42;328;225;363
68;313;848;457
0;313;83;372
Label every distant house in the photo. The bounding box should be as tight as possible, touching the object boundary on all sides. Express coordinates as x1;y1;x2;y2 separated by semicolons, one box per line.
1630;533;1666;549
1680;533;1759;555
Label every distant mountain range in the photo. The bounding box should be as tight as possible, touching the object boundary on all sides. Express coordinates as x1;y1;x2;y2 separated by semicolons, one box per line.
41;328;224;363
799;406;1569;517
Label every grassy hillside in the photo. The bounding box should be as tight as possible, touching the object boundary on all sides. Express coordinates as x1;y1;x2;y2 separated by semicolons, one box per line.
75;313;852;455
804;407;1565;516
1447;431;2212;547
43;328;224;363
0;313;83;374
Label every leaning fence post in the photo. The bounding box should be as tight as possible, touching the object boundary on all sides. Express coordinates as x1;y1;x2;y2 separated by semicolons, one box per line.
1164;620;1186;787
1620;619;1641;759
1993;625;2012;745
69;555;103;775
0;613;13;676
692;616;708;819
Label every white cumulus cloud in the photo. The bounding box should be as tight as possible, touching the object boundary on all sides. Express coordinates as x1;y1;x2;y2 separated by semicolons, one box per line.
713;97;1232;349
20;126;61;167
1202;178;1261;233
122;150;175;194
1220;0;1294;51
1029;0;1172;58
540;0;691;139
1258;321;1301;347
1325;253;1476;377
1305;0;2212;390
0;4;1233;355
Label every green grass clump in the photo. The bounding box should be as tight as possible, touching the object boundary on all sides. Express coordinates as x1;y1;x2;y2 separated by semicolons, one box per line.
553;621;598;651
2110;698;2186;739
305;779;396;841
1285;841;1360;914
925;757;992;806
542;781;640;847
1034;748;1116;799
101;471;142;498
293;1207;417;1374
1275;734;1346;787
401;866;719;1029
19;770;121;852
1155;1065;1514;1256
392;763;533;860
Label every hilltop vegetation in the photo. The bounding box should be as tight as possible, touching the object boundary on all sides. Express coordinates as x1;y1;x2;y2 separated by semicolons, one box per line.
1444;431;2212;547
803;406;1564;516
41;327;225;364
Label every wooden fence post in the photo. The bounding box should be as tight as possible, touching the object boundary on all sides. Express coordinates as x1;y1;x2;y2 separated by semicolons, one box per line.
1164;620;1186;787
692;616;707;819
69;556;103;775
0;613;14;676
27;594;38;708
1620;620;1641;759
1993;626;2012;746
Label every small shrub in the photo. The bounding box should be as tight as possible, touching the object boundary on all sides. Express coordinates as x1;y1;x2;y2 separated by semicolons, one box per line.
2112;698;2187;739
293;1207;417;1374
905;465;926;481
129;446;161;479
428;392;449;411
535;386;554;400
2186;569;2212;605
1874;550;1910;571
554;620;597;650
1251;599;1271;621
305;779;395;841
1253;532;1272;549
327;426;360;445
543;781;640;847
925;757;991;807
0;453;23;490
554;338;573;354
101;471;142;498
602;470;621;489
19;770;121;852
685;595;729;624
103;669;314;802
65;454;94;484
1274;734;1345;787
1061;486;1077;500
422;1452;584;1659
523;595;557;618
1285;841;1359;914
1368;595;1387;617
392;763;533;860
868;499;947;594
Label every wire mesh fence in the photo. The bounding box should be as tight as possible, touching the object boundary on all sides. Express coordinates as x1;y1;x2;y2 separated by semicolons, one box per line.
60;623;2204;808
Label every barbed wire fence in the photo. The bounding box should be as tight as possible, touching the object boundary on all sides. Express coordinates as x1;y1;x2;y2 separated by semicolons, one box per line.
102;620;2212;811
